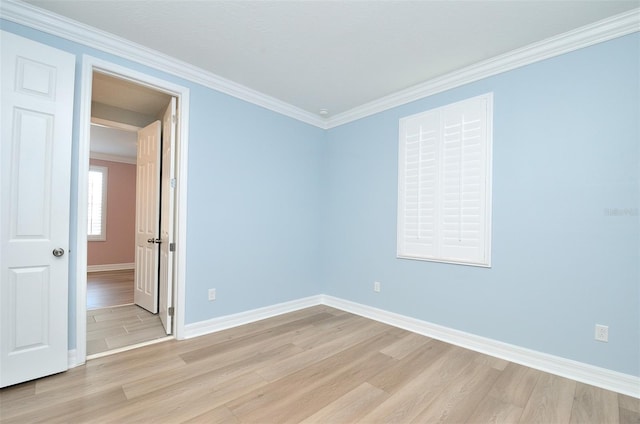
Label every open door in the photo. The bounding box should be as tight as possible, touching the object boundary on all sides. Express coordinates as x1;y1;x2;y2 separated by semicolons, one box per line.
159;98;176;334
0;31;75;387
134;121;161;313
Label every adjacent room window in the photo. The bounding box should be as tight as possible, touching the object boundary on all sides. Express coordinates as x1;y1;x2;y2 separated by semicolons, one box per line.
87;165;108;241
397;93;493;267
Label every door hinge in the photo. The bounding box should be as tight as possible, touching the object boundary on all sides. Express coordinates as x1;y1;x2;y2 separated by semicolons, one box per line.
168;306;174;317
169;242;175;252
170;178;176;188
172;114;176;124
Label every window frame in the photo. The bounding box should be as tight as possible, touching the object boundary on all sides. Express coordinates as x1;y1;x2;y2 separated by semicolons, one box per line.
397;93;493;267
87;165;108;241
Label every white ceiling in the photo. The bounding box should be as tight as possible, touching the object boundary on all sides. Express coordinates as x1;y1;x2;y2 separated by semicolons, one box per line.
23;0;640;118
90;124;138;160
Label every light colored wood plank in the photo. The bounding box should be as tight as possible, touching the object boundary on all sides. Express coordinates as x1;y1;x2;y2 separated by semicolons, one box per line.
122;342;302;400
410;363;501;423
87;269;134;309
368;338;451;395
179;311;335;364
379;331;432;360
300;382;388;423
519;373;576;423
619;406;640;424
183;405;239;424
359;346;480;423
99;371;267;422
258;319;389;382
619;394;640;413
489;362;541;408
86;304;167;355
469;394;525;423
227;332;399;423
569;382;619;424
0;387;127;423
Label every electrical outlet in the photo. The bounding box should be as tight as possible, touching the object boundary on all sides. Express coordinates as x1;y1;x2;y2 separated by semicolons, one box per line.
374;281;381;293
595;324;608;342
208;288;216;301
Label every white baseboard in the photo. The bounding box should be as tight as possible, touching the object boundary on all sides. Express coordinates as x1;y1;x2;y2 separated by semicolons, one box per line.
183;295;323;339
180;294;639;398
67;349;82;368
87;262;134;272
320;295;640;399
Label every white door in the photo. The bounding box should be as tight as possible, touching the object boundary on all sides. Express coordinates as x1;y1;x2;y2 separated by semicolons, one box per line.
159;98;176;334
0;31;75;387
134;121;161;313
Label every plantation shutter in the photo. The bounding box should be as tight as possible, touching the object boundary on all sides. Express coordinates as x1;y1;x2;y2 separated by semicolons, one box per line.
397;93;492;266
87;166;107;240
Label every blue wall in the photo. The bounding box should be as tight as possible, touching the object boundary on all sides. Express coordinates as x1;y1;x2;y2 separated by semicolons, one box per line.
322;33;640;376
185;91;325;323
2;19;638;376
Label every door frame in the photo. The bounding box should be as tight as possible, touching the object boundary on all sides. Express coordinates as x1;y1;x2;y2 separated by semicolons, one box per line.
75;55;189;364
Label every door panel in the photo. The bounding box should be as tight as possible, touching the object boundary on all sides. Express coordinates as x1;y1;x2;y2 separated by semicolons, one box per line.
134;121;161;313
159;98;176;334
1;31;75;387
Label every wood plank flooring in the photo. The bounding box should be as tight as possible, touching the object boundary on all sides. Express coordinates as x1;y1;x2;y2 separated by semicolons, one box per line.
87;269;134;310
1;306;638;423
87;304;168;356
86;270;166;356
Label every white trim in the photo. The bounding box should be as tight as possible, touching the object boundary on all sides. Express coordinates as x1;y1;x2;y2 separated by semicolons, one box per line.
86;336;173;360
326;9;640;128
89;152;136;165
320;295;640;399
0;0;325;129
67;349;79;368
183;295;323;339
1;0;637;130
87;262;134;272
91;117;141;132
75;56;190;366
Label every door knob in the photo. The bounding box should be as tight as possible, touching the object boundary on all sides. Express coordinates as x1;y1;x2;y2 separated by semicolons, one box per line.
52;248;65;257
147;238;162;244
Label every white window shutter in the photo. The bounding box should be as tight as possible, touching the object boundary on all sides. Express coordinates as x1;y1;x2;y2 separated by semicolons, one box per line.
398;112;439;259
87;166;108;240
398;93;492;266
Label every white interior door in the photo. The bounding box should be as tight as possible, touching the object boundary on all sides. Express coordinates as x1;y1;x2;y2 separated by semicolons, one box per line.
159;98;176;334
134;121;161;313
0;31;75;387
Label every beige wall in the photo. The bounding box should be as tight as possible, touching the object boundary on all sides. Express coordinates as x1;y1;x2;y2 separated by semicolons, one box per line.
87;159;136;266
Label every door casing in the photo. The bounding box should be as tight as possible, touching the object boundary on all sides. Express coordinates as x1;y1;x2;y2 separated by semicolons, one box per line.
75;55;189;365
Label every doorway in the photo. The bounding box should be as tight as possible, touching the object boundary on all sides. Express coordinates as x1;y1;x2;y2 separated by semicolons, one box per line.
87;88;169;355
75;56;189;365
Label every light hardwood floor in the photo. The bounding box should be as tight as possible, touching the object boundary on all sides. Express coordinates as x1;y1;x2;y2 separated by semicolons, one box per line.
87;304;168;356
1;306;638;423
87;270;167;356
87;270;135;309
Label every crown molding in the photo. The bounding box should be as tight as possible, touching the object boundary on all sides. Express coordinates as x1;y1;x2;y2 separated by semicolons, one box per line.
1;1;637;130
0;0;327;129
326;8;640;129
